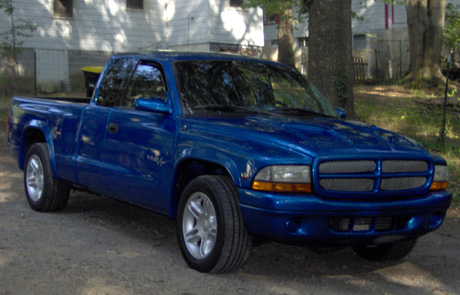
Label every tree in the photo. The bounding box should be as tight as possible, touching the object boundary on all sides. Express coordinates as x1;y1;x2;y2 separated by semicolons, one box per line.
443;3;460;55
243;0;298;67
307;0;355;118
404;0;446;89
0;0;37;78
278;6;295;67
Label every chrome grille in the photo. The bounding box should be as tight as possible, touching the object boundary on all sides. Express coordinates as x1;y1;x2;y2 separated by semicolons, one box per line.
320;178;374;192
381;177;427;191
317;159;430;195
382;160;427;173
319;160;376;174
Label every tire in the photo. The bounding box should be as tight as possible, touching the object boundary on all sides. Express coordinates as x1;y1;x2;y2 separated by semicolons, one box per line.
24;143;71;212
176;175;252;273
352;238;418;261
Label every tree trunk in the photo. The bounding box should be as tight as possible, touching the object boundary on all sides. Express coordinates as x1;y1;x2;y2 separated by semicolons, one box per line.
278;7;295;67
308;0;355;118
405;0;446;88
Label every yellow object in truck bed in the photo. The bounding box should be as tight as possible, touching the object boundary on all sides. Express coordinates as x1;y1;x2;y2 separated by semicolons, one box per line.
81;66;104;74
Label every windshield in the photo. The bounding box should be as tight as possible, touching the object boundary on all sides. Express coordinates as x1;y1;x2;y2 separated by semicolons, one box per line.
175;60;339;118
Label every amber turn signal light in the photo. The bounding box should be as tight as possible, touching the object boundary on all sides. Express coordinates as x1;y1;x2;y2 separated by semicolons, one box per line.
429;181;449;191
252;181;312;193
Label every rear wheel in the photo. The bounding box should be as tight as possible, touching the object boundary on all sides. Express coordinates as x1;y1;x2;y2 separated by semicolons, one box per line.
352;238;418;261
24;143;70;212
176;175;252;273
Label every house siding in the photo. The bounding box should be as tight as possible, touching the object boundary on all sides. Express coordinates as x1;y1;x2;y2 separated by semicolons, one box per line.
166;0;210;48
1;0;264;93
352;0;386;33
352;0;407;34
208;2;264;48
10;0;166;52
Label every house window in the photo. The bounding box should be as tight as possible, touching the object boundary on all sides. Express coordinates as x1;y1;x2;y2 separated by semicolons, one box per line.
264;12;278;24
127;0;143;10
230;0;244;8
54;0;72;18
353;34;367;51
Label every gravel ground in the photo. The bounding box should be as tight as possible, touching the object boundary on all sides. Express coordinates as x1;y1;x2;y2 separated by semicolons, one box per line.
0;127;459;295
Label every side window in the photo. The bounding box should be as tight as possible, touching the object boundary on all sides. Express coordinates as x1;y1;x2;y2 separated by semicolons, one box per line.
96;58;137;107
125;62;167;108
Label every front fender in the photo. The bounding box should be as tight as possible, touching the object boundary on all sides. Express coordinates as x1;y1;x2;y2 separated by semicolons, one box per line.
169;146;244;219
174;146;242;187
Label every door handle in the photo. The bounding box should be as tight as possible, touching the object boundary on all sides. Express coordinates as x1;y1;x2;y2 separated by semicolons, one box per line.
108;122;119;134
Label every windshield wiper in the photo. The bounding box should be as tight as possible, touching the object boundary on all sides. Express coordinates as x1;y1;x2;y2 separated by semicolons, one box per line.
268;107;333;118
194;105;275;116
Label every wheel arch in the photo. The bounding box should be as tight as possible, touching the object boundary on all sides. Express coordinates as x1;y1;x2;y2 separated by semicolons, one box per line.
169;157;240;220
20;121;58;179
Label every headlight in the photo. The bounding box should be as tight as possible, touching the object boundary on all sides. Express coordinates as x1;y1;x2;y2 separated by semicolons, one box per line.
430;165;450;190
251;165;312;193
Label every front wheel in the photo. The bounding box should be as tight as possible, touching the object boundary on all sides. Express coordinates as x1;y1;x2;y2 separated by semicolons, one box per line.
352;238;418;261
176;175;252;273
24;143;71;212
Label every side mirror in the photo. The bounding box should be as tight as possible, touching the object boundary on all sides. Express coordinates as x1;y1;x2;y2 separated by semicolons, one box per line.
134;98;171;114
334;107;347;119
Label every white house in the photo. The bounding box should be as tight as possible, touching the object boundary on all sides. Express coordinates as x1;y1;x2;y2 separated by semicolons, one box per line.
0;0;264;92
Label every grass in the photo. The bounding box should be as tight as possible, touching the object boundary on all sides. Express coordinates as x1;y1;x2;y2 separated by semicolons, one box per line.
355;85;460;203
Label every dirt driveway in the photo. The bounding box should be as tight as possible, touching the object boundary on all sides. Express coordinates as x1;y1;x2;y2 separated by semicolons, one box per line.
0;127;459;295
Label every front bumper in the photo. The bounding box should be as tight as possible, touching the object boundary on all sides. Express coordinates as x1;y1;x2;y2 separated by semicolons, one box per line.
238;188;452;246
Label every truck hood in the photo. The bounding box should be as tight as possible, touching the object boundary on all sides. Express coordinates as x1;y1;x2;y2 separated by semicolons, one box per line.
188;115;429;158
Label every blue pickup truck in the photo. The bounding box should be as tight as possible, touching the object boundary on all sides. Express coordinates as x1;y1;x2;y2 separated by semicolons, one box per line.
8;52;452;273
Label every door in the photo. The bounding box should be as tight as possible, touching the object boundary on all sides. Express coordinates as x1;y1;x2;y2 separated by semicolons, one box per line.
100;61;176;213
75;57;137;192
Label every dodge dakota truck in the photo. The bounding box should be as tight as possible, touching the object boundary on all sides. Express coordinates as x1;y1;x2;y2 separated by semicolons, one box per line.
8;52;452;273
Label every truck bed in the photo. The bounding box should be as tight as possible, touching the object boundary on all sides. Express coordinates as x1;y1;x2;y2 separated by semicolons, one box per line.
8;96;89;178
